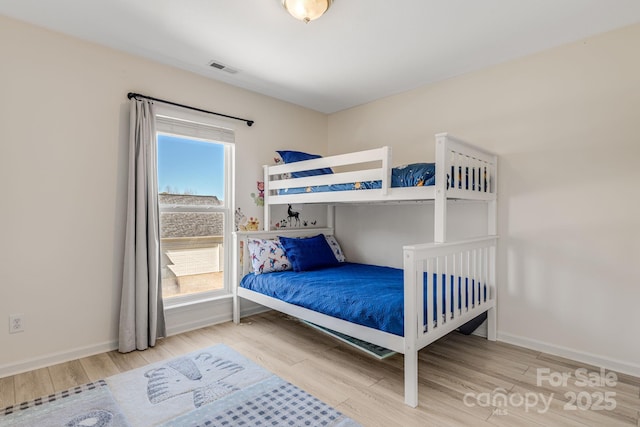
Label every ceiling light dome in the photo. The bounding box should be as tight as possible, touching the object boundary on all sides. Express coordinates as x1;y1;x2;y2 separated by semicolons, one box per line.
282;0;333;23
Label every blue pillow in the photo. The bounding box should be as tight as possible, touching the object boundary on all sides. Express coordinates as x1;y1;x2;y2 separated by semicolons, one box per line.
391;163;436;187
278;234;340;272
276;150;333;178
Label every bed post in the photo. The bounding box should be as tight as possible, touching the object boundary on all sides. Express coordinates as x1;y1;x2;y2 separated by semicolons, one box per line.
381;146;391;195
487;239;497;341
263;164;270;231
487;205;497;341
403;248;419;407
487;198;498;340
487;156;498;341
488;154;498;237
434;133;448;243
232;232;241;324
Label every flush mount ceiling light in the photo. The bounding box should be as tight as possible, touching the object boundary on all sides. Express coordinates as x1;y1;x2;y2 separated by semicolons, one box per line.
282;0;333;23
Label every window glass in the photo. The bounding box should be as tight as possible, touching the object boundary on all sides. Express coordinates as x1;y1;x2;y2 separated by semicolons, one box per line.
157;133;231;302
158;135;225;200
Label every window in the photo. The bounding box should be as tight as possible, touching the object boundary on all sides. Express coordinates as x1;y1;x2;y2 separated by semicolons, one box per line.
155;110;235;306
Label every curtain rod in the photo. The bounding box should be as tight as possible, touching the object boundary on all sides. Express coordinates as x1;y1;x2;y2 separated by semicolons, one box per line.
127;92;254;127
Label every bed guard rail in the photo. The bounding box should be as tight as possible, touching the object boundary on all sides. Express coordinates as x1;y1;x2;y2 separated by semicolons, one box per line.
435;133;497;200
403;236;497;345
265;147;391;199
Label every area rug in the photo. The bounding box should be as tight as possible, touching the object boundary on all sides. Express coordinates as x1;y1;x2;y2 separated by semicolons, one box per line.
0;344;360;427
0;380;129;427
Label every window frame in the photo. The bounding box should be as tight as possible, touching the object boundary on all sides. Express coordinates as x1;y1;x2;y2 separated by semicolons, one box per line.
154;105;235;308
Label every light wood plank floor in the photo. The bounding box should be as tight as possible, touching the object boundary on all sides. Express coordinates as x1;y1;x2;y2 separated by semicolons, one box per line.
1;311;638;426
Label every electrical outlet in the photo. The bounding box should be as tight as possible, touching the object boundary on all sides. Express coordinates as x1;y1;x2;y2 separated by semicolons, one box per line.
9;314;24;334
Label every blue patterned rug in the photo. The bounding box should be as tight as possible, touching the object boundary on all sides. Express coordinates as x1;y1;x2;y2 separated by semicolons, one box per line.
0;345;360;427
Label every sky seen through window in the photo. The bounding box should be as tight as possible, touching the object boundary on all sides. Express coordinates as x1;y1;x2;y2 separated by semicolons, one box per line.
157;134;224;199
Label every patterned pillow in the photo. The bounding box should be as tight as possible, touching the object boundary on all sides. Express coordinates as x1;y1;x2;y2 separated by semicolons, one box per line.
324;235;346;262
247;238;291;274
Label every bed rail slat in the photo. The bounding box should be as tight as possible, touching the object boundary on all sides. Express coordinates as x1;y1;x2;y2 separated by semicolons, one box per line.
269;168;383;190
452;253;459;318
268;147;389;176
460;251;467;315
416;258;425;334
443;256;448;323
425;258;434;333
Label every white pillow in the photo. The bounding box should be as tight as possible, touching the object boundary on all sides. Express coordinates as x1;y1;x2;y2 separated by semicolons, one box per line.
247;238;292;274
324;235;346;262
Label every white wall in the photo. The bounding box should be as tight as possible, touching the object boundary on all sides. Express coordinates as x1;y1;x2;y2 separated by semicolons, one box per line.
335;202;488;268
0;15;327;375
329;24;640;375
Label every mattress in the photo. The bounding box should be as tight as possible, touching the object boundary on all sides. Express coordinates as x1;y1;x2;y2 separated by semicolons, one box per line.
240;262;484;336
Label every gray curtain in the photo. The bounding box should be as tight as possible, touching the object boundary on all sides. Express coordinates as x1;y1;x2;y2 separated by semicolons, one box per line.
119;98;166;353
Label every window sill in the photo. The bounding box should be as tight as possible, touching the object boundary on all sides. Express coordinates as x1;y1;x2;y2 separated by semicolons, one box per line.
164;292;233;310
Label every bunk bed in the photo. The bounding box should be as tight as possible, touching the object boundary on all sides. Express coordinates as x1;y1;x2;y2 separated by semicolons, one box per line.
232;133;498;408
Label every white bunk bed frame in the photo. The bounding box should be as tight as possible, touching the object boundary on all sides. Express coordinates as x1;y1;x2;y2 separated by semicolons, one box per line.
232;133;498;407
263;133;497;243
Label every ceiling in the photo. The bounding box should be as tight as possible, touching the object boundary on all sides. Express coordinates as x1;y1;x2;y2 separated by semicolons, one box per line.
2;0;640;113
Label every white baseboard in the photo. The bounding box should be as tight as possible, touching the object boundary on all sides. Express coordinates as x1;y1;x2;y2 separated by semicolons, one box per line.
498;332;640;378
0;340;118;379
165;302;268;336
0;303;267;379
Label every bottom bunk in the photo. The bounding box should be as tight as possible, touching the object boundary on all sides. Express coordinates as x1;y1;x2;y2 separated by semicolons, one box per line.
233;229;497;407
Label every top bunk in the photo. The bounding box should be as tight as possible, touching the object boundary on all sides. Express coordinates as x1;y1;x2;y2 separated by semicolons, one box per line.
263;133;497;206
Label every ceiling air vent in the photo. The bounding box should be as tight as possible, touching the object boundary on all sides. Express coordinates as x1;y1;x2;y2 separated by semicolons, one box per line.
209;60;238;74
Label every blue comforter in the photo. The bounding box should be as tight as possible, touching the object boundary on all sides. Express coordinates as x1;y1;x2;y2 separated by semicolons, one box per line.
240;263;483;336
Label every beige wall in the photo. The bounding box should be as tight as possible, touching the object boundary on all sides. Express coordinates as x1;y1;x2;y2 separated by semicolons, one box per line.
0;15;326;373
328;24;640;374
